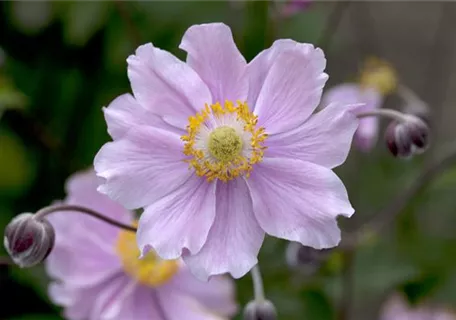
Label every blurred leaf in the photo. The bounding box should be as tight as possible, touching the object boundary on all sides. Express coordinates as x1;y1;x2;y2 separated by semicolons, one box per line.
243;1;269;61
9;265;52;307
61;2;111;46
427;165;456;191
401;273;443;305
0;75;28;116
282;3;327;44
0;131;36;197
301;288;335;320
8;1;54;35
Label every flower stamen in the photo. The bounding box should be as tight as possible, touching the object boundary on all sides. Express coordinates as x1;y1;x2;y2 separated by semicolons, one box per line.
116;223;179;287
181;101;267;182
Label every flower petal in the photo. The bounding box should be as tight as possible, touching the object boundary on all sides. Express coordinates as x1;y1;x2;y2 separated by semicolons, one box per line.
46;241;121;288
165;266;238;316
103;94;145;140
179;23;248;103
64;168;133;226
248;39;328;133
183;179;264;280
137;175;216;260
248;39;308;107
45;170;129;288
94;126;191;210
49;281;106;320
105;286;164;320
248;39;327;134
265;103;359;168
103;93;185;140
127;43;212;125
322;84;383;151
158;288;227;320
247;158;354;249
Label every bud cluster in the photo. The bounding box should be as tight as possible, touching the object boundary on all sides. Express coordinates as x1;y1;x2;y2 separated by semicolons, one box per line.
385;116;429;158
243;300;277;320
286;242;333;275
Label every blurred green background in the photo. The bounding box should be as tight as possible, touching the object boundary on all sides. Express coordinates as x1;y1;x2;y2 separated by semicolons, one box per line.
1;1;456;319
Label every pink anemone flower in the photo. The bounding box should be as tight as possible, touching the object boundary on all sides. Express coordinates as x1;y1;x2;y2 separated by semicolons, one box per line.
45;169;237;320
94;23;359;280
322;83;383;152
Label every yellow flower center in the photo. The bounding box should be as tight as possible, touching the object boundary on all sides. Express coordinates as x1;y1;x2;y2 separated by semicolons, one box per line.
359;57;398;95
181;100;267;182
116;223;179;287
208;126;243;162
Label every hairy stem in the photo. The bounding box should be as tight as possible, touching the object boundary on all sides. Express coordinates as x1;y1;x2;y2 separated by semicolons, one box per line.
34;205;137;232
251;264;265;302
356;108;411;123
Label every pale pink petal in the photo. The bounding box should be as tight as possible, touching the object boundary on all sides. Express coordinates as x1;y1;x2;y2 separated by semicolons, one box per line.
64;168;133;226
103;93;185;139
127;43;212;126
94;126;191;210
45;170;129;288
252;44;328;134
90;278;163;320
48;273;127;320
179;23;248;103
46;244;121;288
248;39;327;128
247;158;354;249
265;103;359;168
183;179;264;280
49;281;103;320
158;288;227;320
137;175;216;260
165;266;238;316
379;294;456;320
322;84;383;151
103;94;145;140
89;276;135;319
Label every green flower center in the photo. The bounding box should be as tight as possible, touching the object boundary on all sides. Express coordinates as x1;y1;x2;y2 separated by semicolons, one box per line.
208;126;243;162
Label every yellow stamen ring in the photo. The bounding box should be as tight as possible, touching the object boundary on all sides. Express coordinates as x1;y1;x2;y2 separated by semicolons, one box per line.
181;100;267;182
116;222;179;287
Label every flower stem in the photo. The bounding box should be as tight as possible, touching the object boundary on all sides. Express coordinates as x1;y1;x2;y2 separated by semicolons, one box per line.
34;205;137;232
356;108;411;123
251;264;265;303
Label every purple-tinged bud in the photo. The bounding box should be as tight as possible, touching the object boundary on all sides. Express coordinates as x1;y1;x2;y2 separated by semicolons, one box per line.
4;213;55;268
385;116;430;158
243;300;277;320
286;242;332;275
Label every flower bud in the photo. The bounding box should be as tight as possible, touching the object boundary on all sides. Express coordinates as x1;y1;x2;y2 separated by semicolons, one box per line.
286;242;332;275
243;300;277;320
385;117;430;158
4;213;55;268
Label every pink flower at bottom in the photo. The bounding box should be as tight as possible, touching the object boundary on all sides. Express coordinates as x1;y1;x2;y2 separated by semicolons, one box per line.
322;83;383;152
94;23;359;280
380;294;456;320
45;169;237;320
